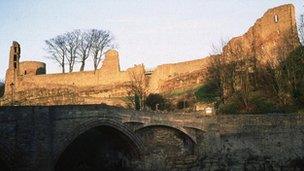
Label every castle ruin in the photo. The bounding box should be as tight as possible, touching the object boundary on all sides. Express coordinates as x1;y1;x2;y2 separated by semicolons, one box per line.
0;4;300;107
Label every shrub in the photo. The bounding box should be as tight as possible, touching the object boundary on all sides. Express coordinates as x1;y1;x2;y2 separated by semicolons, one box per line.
145;94;166;110
219;92;281;114
134;94;141;110
218;97;242;114
249;96;275;114
195;80;220;103
0;81;4;97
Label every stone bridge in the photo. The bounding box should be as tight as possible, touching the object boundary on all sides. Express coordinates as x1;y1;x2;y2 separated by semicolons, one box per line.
0;105;304;170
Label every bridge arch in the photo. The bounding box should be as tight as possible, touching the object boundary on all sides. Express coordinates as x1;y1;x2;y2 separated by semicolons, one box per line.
0;140;18;170
135;124;196;162
54;119;144;170
135;124;197;144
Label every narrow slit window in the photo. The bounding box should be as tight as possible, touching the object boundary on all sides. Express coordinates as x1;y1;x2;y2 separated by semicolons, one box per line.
13;55;17;61
24;70;27;75
274;15;279;23
14;62;17;69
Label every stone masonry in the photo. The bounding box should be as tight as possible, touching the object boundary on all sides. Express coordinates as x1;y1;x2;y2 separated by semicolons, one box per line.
0;105;303;170
0;4;300;107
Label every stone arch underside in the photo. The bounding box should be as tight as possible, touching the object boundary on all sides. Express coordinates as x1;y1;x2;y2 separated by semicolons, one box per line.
136;124;197;143
54;119;144;171
0;140;18;170
0;158;9;171
134;124;197;169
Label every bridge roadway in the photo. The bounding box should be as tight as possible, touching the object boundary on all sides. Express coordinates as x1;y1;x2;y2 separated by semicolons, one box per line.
0;105;304;170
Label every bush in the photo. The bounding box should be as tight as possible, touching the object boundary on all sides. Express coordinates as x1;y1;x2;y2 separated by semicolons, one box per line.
218;97;242;114
280;46;304;106
195;80;220;103
145;94;166;110
249;96;276;113
134;94;141;110
218;92;282;114
0;81;4;97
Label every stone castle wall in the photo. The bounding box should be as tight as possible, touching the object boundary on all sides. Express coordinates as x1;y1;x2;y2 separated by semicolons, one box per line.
147;56;212;93
15;50;144;90
0;4;300;107
219;4;300;97
19;61;46;76
2;48;146;106
148;4;300;95
223;4;299;65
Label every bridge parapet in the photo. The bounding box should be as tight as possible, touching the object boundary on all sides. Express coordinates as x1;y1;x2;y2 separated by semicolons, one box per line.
0;105;304;170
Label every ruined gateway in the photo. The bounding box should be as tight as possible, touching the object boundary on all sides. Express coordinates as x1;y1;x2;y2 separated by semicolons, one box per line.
0;4;304;171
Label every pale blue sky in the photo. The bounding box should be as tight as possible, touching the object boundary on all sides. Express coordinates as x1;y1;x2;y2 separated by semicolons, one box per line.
0;0;303;79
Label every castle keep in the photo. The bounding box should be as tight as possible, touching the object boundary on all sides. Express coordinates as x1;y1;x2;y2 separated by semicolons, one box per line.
0;4;300;107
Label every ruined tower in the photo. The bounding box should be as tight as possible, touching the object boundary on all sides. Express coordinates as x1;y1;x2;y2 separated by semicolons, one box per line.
3;42;46;101
101;49;121;73
8;41;21;72
221;4;300;97
222;4;300;65
4;41;21;102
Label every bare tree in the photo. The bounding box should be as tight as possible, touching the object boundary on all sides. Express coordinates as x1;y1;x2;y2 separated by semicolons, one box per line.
210;38;228;55
223;42;256;109
90;29;114;70
78;31;93;71
209;38;257;111
45;28;115;72
257;60;288;105
267;30;302;105
299;14;304;45
281;47;304;105
207;39;228;103
65;30;81;72
206;24;304;112
45;35;67;73
126;69;147;110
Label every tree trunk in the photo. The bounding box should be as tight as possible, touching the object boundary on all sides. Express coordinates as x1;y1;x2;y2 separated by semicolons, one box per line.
62;58;65;73
62;64;65;73
80;61;85;71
